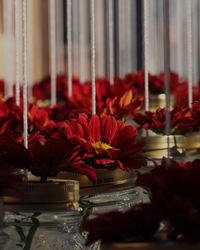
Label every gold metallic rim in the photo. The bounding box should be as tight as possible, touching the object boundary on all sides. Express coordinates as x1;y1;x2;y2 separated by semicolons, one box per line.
186;132;200;155
57;168;136;189
3;180;79;205
142;135;185;158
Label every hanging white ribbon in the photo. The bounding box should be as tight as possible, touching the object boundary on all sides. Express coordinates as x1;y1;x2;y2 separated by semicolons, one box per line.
163;0;171;162
143;0;149;111
90;0;96;115
3;0;14;99
56;0;65;75
15;0;21;105
79;0;88;84
186;0;193;108
22;0;28;150
49;0;57;106
108;0;114;85
67;0;72;97
27;0;34;101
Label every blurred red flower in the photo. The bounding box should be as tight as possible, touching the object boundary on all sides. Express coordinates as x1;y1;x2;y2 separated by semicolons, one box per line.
0;80;5;101
134;107;192;135
0;133;96;182
84;158;200;244
99;90;144;120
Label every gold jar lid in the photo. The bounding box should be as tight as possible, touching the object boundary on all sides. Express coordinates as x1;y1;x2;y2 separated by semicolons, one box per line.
57;169;136;195
3;180;79;206
186;132;200;156
143;135;186;158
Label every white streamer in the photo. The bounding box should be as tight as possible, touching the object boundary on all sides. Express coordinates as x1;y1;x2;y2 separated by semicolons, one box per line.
176;0;183;78
22;0;28;149
79;0;88;84
118;0;125;77
49;0;57;106
27;0;34;101
144;0;149;111
3;0;14;98
187;0;193;108
90;0;96;115
108;0;114;85
163;0;171;162
67;0;72;97
15;0;21;106
56;0;65;75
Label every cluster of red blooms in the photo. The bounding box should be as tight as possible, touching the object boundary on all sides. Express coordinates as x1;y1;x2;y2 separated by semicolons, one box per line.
134;100;200;135
1;70;200;105
84;158;200;244
1;71;200;245
30;71;200;109
1;70;200;184
0;97;146;182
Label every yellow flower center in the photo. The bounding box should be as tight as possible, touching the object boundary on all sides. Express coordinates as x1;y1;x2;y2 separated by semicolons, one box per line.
92;141;112;154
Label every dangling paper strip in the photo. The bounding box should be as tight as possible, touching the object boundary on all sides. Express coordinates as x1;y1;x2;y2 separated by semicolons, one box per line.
176;0;183;78
3;0;14;99
143;0;149;111
192;0;198;86
118;0;125;77
56;0;65;75
49;0;57;106
22;0;28;150
186;0;193;108
27;0;34;101
79;0;88;84
163;0;171;160
67;0;72;97
95;0;106;77
108;0;114;85
90;0;96;115
15;0;21;105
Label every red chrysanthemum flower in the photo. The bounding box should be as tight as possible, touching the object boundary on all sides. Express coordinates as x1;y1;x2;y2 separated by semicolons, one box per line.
65;114;146;170
0;98;23;139
173;84;200;108
28;104;55;136
134;107;192;135
0;133;96;183
99;89;144;120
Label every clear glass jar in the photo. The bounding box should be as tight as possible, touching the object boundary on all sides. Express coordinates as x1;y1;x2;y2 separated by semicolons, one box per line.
3;206;84;250
0;198;9;249
80;186;151;250
2;180;87;250
81;186;150;215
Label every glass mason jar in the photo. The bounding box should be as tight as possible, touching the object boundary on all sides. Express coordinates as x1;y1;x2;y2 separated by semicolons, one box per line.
143;134;186;164
185;132;200;161
2;180;86;250
80;185;151;250
57;169;151;250
58;168;150;211
0;198;9;249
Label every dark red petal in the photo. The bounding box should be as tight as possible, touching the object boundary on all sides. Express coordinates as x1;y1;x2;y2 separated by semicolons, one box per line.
101;116;118;144
89;115;101;142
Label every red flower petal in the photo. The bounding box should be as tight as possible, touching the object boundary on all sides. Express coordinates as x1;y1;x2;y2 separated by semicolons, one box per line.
101;115;118;144
89;115;101;142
